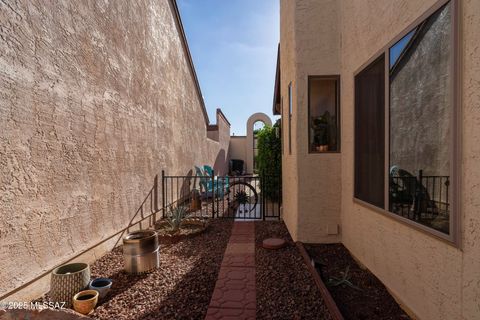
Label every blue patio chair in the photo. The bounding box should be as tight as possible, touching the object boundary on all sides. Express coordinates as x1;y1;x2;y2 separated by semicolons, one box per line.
194;166;226;198
204;165;229;190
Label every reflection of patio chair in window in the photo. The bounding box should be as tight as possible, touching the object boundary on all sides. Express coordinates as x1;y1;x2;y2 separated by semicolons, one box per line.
194;166;226;199
390;167;415;210
390;167;438;220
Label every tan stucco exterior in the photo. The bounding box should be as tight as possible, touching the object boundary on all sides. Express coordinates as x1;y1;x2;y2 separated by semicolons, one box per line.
279;0;480;319
280;0;342;244
0;0;230;301
229;136;247;167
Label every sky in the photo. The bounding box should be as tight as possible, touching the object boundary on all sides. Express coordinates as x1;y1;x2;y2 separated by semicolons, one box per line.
177;0;280;136
390;29;416;68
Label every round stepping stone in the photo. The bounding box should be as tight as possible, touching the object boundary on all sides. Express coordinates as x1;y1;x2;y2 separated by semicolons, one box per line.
262;238;286;250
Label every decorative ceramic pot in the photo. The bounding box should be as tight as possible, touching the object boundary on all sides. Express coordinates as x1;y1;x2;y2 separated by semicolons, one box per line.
50;263;90;308
89;278;112;299
72;290;99;315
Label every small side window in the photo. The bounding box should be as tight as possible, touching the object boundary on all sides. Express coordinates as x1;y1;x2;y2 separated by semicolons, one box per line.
308;76;340;153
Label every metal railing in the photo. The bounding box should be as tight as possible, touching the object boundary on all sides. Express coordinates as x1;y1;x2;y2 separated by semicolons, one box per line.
161;170;281;220
390;172;450;220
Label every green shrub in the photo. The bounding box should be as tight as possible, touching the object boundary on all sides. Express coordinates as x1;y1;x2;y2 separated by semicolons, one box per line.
255;123;282;201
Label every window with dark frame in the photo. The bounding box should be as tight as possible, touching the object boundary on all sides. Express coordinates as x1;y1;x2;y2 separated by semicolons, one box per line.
354;0;457;239
354;55;386;209
308;76;340;153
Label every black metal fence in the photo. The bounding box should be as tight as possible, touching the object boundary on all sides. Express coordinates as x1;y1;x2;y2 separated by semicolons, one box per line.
390;173;450;220
161;170;282;220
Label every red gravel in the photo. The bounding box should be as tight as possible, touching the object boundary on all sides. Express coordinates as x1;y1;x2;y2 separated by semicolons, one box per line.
255;221;333;319
305;244;410;320
86;219;233;320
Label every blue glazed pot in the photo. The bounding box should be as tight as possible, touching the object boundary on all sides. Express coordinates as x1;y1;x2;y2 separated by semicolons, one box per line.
88;278;112;299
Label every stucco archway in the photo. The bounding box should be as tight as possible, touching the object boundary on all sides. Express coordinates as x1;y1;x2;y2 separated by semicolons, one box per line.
246;113;272;174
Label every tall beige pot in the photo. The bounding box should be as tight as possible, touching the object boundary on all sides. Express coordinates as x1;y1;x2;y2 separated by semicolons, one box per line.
50;263;90;308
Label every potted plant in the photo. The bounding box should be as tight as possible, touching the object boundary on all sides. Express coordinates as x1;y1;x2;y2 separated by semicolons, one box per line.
72;289;99;315
312;115;329;152
312;111;331;152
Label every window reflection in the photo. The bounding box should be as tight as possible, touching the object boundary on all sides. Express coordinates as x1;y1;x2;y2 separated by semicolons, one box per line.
389;3;452;234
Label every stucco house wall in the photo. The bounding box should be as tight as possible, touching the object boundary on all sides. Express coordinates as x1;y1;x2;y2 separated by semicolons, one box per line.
279;0;341;243
294;0;342;243
0;0;230;301
229;136;247;167
340;1;479;319
279;0;480;319
279;0;299;240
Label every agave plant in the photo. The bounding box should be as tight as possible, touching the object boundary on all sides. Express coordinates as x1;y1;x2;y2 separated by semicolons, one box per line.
327;266;361;291
234;190;250;205
166;206;189;233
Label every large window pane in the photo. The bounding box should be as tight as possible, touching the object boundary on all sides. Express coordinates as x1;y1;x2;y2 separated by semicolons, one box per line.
354;55;385;208
389;3;452;234
308;76;340;153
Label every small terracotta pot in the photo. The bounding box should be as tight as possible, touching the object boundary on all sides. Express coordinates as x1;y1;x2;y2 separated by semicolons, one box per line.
319;145;329;152
73;290;99;315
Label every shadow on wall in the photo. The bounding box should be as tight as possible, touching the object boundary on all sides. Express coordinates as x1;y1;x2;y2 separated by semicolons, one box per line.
213;149;227;175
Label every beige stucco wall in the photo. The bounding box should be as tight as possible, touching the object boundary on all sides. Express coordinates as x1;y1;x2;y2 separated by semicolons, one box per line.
279;0;299;241
280;0;342;243
229;137;247;165
281;0;480;319
207;109;231;176
0;0;229;301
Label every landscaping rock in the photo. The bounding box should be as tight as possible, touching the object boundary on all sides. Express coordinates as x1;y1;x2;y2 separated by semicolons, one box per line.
37;219;233;320
255;221;332;319
0;308;87;320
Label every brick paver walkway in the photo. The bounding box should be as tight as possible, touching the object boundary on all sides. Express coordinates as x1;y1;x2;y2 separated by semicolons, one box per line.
205;222;256;320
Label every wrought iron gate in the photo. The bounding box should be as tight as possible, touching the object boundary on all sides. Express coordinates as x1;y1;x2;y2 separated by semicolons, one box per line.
162;171;281;220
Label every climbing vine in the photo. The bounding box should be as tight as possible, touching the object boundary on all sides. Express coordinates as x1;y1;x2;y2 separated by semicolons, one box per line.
255;122;282;200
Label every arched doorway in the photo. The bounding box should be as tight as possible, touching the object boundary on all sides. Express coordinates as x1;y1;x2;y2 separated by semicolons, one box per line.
246;113;272;174
253;121;266;172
